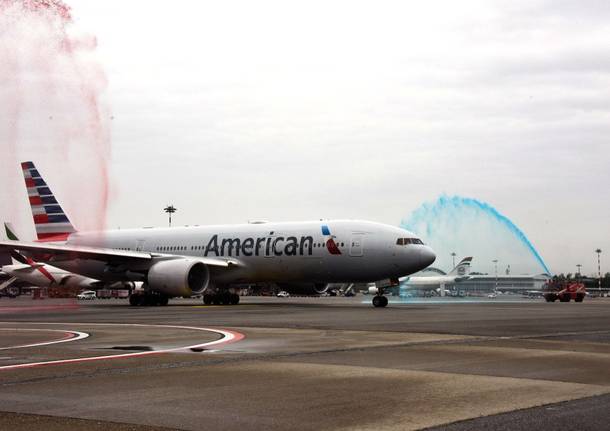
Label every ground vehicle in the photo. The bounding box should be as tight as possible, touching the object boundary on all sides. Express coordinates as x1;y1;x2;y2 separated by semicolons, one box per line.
276;291;290;297
77;290;97;300
544;281;586;302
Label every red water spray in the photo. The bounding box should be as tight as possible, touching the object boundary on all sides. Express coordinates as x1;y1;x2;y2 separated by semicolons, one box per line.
0;0;110;234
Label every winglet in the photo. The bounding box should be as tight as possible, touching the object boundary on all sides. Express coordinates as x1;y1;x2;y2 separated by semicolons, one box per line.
21;161;76;241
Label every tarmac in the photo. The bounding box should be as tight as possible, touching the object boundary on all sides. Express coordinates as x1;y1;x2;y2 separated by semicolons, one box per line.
0;295;609;430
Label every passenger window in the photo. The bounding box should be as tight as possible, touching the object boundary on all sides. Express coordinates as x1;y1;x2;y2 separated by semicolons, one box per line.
396;238;403;245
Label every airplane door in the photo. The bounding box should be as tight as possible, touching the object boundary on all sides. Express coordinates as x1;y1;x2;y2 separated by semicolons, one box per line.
135;240;146;252
349;234;364;257
264;232;280;258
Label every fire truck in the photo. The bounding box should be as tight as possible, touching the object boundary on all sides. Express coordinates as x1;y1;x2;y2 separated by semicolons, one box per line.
544;280;586;302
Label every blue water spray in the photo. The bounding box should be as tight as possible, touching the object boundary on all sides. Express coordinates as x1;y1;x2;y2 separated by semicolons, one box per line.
401;195;550;274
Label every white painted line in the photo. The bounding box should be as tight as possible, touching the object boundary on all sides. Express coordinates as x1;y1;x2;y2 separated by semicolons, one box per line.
0;329;89;351
0;323;244;371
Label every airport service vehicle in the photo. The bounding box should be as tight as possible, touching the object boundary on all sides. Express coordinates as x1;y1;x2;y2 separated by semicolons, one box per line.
97;289;130;299
487;293;497;299
544;281;586;303
276;291;290;297
77;290;96;300
0;162;436;308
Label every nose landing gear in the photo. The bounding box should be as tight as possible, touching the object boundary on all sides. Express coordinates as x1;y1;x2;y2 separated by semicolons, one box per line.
372;289;389;308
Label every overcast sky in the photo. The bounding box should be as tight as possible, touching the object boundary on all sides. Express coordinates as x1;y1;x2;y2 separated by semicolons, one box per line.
2;0;609;275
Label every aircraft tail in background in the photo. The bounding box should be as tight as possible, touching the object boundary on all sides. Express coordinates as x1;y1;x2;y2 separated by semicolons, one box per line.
448;257;473;276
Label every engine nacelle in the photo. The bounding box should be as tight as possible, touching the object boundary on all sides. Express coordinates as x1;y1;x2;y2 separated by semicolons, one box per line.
147;259;209;297
277;282;330;295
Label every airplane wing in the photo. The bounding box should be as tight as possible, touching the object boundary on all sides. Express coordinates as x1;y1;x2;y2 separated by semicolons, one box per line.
0;276;17;291
0;241;238;268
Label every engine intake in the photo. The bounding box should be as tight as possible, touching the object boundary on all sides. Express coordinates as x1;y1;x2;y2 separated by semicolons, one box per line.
147;259;209;297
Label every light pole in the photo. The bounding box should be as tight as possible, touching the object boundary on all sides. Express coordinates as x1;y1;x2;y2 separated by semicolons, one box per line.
164;205;177;227
576;264;582;281
596;249;602;291
451;252;456;268
493;259;498;293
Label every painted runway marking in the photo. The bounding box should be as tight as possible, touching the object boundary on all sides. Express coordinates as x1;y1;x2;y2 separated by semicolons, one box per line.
0;303;80;314
0;323;245;371
0;328;89;351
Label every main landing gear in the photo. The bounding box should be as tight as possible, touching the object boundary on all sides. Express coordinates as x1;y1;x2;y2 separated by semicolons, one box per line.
372;288;389;308
129;291;169;306
202;292;240;306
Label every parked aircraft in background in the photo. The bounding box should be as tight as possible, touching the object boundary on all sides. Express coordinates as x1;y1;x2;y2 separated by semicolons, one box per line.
368;257;472;296
403;257;473;295
0;162;436;308
1;223;138;295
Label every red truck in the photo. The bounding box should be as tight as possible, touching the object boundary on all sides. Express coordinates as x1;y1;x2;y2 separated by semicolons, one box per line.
544;281;586;302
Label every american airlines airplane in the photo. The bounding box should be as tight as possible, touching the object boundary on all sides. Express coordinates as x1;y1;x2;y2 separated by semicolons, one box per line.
0;162;436;308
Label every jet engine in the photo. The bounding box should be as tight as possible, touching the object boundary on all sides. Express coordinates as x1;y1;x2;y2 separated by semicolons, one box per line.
276;282;331;296
147;259;209;297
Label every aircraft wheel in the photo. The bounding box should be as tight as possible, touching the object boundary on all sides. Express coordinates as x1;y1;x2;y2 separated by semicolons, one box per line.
158;295;169;306
203;294;213;305
229;293;240;305
129;294;137;306
129;293;142;306
212;295;221;305
372;296;387;308
220;293;231;305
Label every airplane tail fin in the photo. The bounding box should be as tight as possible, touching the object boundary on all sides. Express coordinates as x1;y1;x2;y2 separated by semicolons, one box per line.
21;161;76;242
3;222;28;264
448;257;473;276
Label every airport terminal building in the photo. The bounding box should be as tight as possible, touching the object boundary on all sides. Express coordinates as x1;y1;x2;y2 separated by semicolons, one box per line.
403;266;551;296
452;274;550;294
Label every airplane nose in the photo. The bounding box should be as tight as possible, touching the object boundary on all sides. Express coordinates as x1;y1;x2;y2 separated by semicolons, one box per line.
419;247;436;268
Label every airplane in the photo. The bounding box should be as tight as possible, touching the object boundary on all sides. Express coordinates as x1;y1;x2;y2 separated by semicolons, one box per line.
368;257;472;297
402;256;472;296
0;161;436;308
1;223;137;294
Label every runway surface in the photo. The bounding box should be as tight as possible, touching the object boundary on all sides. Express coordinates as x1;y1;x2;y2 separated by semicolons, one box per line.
1;295;609;430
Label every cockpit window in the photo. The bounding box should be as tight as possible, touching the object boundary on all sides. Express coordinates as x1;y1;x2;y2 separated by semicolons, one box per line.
396;238;425;246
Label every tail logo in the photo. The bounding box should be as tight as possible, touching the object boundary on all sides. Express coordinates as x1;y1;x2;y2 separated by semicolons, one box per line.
21;161;75;241
321;225;341;255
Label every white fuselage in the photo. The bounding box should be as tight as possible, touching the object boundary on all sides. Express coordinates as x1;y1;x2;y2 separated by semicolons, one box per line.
1;263;96;289
52;220;436;286
401;275;469;288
